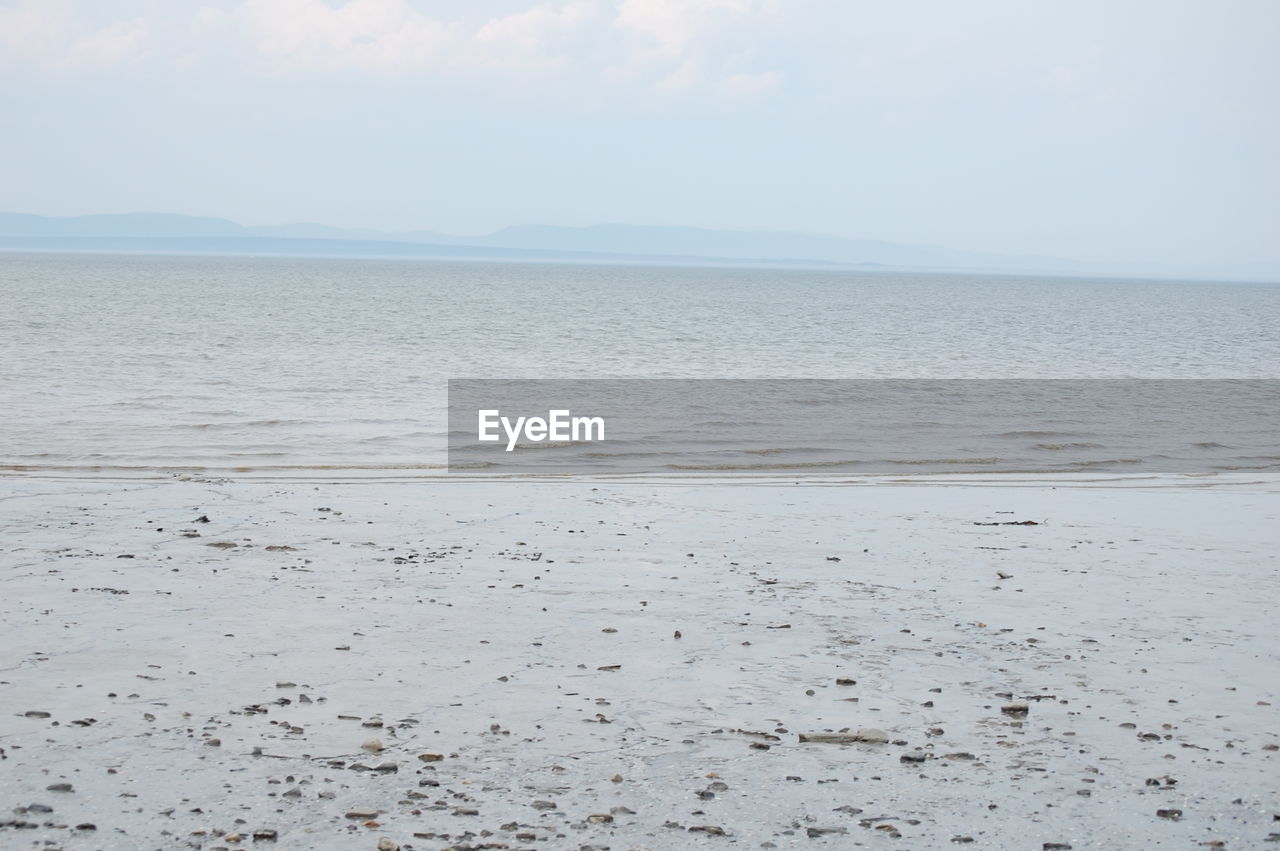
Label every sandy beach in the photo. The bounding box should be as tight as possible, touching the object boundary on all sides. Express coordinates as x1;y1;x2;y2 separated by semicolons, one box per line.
1;476;1277;849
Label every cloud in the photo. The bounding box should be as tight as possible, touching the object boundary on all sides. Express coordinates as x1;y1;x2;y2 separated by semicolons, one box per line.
232;0;452;74
476;2;598;52
651;55;780;99
0;0;783;98
615;0;757;58
226;0;778;92
65;18;149;69
0;1;148;71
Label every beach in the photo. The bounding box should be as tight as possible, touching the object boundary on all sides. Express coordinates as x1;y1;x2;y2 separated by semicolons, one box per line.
3;476;1277;849
6;2;1279;849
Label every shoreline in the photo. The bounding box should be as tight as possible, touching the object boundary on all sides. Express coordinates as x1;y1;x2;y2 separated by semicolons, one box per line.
1;471;1276;488
2;479;1277;848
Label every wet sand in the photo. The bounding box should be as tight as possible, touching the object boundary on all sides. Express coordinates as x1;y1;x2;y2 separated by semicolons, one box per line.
1;478;1278;849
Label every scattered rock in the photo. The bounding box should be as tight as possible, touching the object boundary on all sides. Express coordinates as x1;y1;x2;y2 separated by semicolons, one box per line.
799;729;888;744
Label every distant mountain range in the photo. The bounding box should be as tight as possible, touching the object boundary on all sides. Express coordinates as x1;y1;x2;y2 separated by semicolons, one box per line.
1;212;1276;281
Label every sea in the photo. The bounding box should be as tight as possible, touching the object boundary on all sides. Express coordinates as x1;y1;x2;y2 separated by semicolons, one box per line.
2;252;1278;479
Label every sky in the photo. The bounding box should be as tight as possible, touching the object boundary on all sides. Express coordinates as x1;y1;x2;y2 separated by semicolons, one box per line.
1;0;1277;267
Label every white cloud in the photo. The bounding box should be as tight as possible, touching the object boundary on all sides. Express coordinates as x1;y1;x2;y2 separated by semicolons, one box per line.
0;0;783;98
650;54;779;99
0;1;148;71
216;0;781;96
476;1;597;51
235;0;452;74
65;18;149;69
615;0;756;57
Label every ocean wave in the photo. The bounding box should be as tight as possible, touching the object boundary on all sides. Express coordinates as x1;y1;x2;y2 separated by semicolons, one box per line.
665;459;862;471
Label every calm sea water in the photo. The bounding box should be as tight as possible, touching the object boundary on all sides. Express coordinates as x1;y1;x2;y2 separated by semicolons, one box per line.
2;252;1278;478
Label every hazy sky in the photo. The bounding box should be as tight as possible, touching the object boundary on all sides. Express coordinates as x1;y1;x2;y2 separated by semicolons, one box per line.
1;0;1277;265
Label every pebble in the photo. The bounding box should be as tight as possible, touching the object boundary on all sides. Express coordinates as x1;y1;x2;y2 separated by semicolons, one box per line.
1001;702;1029;717
377;839;399;851
346;808;378;820
361;738;384;752
799;728;888;744
46;783;73;792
